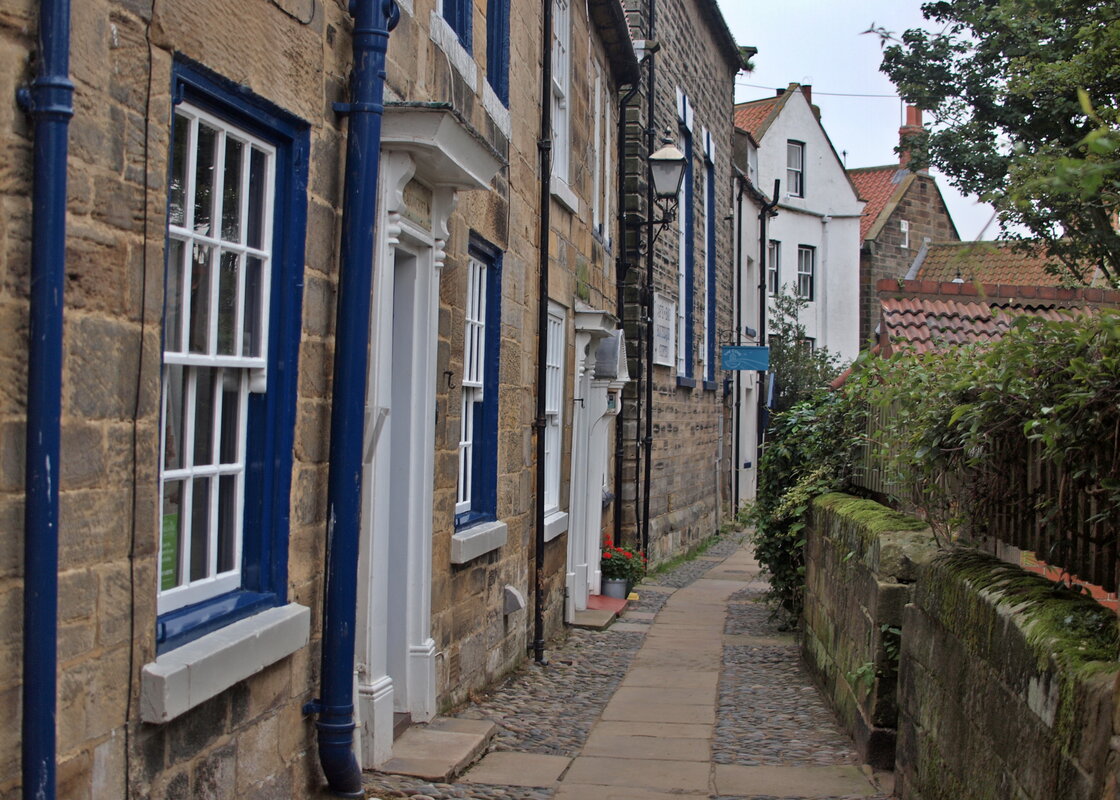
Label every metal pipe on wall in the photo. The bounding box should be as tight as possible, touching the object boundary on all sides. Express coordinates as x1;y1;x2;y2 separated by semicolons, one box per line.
311;0;398;794
613;80;640;544
640;0;657;558
532;0;554;664
17;0;74;795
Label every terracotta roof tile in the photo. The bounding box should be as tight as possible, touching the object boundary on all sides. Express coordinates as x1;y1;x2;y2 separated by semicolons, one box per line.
734;98;780;140
914;241;1092;286
848;166;907;240
880;295;1090;353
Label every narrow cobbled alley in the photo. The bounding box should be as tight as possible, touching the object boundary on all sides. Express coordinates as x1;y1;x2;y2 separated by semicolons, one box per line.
363;533;893;800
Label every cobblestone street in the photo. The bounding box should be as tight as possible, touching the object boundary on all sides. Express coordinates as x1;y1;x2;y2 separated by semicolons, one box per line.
364;534;893;800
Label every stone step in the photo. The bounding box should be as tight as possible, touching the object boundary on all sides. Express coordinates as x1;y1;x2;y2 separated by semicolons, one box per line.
375;716;497;782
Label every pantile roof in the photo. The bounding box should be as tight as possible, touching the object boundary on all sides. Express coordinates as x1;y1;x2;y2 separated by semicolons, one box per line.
875;278;1120;354
848;165;910;241
733;96;782;141
912;241;1087;286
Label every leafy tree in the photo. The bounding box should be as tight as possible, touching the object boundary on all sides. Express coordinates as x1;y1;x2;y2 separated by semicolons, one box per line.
877;0;1120;284
766;291;843;413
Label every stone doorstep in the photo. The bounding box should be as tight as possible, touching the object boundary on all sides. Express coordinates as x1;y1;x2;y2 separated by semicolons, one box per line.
461;751;572;787
375;717;497;782
571;607;618;630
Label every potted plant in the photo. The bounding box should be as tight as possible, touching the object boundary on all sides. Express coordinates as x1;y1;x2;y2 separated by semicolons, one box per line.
600;538;646;598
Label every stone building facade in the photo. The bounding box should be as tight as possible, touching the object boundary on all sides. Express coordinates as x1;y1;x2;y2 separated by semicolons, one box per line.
2;0;636;796
618;0;742;561
848;107;959;347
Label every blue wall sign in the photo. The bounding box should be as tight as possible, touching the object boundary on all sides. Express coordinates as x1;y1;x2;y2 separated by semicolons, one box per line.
721;345;770;371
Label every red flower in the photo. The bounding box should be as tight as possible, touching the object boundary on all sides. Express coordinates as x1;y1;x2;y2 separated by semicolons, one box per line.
604;537;613;547
603;551;612;559
624;552;633;559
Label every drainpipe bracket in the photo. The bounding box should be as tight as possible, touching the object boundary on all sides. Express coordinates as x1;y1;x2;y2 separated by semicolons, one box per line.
333;100;385;117
16;76;74;118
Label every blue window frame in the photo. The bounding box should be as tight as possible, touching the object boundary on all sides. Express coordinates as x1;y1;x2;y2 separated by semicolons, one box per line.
676;125;696;387
704;157;717;387
455;234;502;530
157;59;308;653
486;0;509;105
444;0;473;51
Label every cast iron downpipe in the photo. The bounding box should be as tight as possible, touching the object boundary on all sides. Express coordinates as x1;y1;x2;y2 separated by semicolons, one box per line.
17;0;74;796
532;0;554;664
640;0;657;557
613;80;641;543
756;180;779;474
308;0;398;795
732;177;744;512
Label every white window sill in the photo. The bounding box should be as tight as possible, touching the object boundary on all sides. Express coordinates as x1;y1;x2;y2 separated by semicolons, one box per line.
550;177;580;214
451;519;508;564
543;510;569;542
429;11;477;91
140;603;310;723
482;82;511;139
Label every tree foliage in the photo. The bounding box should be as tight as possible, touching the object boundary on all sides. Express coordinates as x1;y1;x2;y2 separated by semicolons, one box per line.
766;291;843;413
750;389;863;620
746;292;849;618
878;0;1120;284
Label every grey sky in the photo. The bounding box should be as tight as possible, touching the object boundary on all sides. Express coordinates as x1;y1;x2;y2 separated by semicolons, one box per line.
715;0;1000;241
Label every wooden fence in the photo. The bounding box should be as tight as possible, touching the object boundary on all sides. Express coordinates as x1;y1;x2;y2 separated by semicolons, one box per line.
852;408;1120;594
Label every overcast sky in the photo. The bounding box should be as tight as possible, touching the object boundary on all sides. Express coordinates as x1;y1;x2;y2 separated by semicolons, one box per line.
715;0;1001;241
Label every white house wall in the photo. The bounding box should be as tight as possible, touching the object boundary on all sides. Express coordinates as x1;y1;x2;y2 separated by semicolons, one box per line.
755;91;864;364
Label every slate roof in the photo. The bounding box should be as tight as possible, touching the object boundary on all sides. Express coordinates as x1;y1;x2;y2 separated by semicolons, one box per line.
912;241;1082;286
848;165;911;241
875;278;1120;354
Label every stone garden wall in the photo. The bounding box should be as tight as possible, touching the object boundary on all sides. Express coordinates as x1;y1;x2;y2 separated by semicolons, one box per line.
802;493;935;769
803;492;1120;799
896;550;1120;800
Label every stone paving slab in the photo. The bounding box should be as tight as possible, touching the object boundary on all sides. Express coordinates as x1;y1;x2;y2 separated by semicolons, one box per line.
581;730;711;761
591;720;713;740
622;666;720;690
610;686;715;706
563;756;711;792
630;648;723;670
461;752;571;787
623;611;657;621
553;785;706;800
601;697;716;725
714;764;878;797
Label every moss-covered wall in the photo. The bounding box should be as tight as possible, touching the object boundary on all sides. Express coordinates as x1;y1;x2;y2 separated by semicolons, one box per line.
802;493;935;769
897;550;1120;800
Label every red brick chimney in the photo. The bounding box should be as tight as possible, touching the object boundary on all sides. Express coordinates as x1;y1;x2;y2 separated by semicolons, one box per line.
899;105;923;169
800;84;812;104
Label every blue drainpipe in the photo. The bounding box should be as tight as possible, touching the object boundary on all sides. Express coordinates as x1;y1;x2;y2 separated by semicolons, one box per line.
16;0;73;797
302;0;397;796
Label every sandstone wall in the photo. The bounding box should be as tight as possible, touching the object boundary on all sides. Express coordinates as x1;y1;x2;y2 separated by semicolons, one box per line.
802;493;935;769
896;550;1120;800
857;173;958;346
620;0;737;563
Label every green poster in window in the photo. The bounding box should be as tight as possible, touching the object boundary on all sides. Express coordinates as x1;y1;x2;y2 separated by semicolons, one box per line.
161;513;179;591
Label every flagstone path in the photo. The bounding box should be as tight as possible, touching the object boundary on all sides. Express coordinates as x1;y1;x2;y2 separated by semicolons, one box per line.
363;534;893;800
